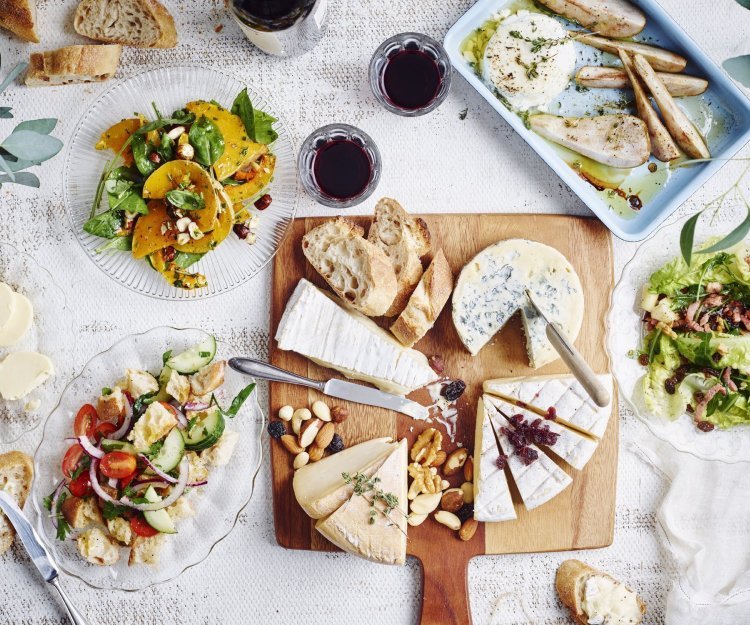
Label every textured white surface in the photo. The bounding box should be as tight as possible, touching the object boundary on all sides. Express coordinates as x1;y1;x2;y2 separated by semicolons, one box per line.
0;0;749;623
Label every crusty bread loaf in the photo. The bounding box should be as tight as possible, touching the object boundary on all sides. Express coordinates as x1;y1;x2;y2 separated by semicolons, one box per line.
556;559;646;625
0;451;34;556
0;0;39;43
25;45;121;87
390;249;453;347
74;0;177;48
302;218;398;317
367;198;431;317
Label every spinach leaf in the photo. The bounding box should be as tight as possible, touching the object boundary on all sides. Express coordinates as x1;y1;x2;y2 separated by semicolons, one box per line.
189;116;225;167
135;110;195;136
211;383;256;418
231;88;255;139
133;391;158;416
157;132;175;162
253;109;278;144
173;251;204;268
117;191;148;215
130;134;158;177
166;189;205;211
162;349;173;365
95;236;132;253
83;210;122;239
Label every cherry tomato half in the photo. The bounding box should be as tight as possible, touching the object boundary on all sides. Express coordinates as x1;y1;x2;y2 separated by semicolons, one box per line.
62;444;84;478
68;471;92;498
100;451;137;480
74;404;98;438
94;421;117;441
131;514;159;537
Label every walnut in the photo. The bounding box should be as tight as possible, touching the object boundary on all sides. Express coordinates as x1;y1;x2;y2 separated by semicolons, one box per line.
408;462;442;496
410;427;442;467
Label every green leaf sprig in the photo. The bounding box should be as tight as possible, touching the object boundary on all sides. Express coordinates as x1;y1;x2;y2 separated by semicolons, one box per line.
231;88;279;145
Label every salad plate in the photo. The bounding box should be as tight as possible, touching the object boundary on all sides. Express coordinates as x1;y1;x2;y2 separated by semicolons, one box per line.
609;206;750;463
0;242;74;444
31;327;264;591
64;65;298;300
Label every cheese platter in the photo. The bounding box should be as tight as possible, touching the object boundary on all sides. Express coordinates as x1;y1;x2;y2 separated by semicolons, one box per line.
268;206;617;625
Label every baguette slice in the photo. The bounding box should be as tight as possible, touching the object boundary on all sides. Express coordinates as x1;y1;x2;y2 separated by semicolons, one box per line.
25;45;121;87
0;451;34;556
390;249;453;347
367;198;431;317
0;0;39;42
302;217;397;317
74;0;177;48
556;559;646;625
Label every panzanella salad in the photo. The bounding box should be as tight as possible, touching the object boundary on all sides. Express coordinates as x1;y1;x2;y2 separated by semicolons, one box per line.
44;337;255;567
85;89;277;290
637;242;750;431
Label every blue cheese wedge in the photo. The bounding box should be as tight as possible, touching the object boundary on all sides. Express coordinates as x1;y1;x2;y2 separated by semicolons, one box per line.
315;439;408;565
276;279;438;395
474;397;516;522
452;239;583;368
483;374;613;439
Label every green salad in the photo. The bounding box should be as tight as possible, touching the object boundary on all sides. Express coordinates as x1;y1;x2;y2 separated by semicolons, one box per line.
638;242;750;431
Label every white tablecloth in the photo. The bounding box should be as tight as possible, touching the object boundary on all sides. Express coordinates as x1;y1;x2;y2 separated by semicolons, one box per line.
1;1;749;623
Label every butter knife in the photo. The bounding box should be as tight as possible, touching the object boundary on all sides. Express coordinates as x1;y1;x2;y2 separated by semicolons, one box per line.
524;289;611;408
0;491;89;625
228;357;430;420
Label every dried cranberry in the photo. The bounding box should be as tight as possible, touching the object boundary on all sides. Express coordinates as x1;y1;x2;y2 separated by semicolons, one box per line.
428;355;445;374
694;392;705;403
696;420;715;432
456;504;474;524
686;404;695;414
664;378;677;395
148;152;161;164
267;421;285;439
233;224;250;239
162;246;176;263
545;406;557;420
254;194;272;210
638;353;650;366
495;455;507;470
442;380;466;402
517;446;538;465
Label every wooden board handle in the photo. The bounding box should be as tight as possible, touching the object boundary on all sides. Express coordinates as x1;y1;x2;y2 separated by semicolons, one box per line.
417;552;473;625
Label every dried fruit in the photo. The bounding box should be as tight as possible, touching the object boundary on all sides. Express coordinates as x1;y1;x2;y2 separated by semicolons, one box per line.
495;455;507;470
459;518;478;541
326;433;345;453
280;434;304;455
314;422;335;449
330;406;349;423
456;503;474;524
434;510;461;531
443;448;468;476
442;380;466;401
697;420;715;432
233;224;250;239
267;421;285;439
440;489;464;513
428;355;445;374
254;193;272;210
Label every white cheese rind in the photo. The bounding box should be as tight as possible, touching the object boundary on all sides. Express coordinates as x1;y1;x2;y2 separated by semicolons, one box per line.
452;239;584;368
276;279;438;395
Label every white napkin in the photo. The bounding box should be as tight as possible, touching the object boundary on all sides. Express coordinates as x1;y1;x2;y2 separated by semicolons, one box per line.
630;424;750;624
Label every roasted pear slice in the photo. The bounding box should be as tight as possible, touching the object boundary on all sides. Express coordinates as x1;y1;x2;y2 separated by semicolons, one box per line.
632;54;710;159
574;33;687;73
538;0;645;37
575;66;708;96
530;114;650;168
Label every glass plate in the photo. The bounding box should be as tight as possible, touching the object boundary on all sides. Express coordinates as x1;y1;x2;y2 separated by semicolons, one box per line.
608;204;750;463
31;327;264;591
0;242;74;443
63;66;298;300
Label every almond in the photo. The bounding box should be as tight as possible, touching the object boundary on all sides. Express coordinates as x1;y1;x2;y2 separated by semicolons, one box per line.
443;448;468;476
280;434;304;455
311;400;331;422
314;422;335;449
308;443;325;462
440;489;464;513
463;455;474;482
459;518;478;541
431;450;447;468
298;418;322;448
293;452;309;469
434;510;461;531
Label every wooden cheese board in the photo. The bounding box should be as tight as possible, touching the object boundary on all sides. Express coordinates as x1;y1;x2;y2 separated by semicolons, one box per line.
269;213;617;625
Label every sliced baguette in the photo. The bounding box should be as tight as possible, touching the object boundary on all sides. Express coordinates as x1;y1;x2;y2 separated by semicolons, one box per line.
390;249;453;347
25;45;121;87
74;0;177;48
0;451;34;556
0;0;39;42
556;559;646;625
367;198;432;317
302;217;397;316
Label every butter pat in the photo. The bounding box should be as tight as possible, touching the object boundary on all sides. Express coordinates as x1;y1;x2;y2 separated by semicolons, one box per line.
582;575;643;625
0;285;33;347
0;351;54;400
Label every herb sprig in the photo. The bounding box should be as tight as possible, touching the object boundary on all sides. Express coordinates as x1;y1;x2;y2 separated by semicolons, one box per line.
341;472;403;527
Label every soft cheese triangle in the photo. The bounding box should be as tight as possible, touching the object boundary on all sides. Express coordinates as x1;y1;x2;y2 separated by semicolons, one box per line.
276;279;438;395
452;239;584;368
0;283;15;328
315;439;408;565
484;396;572;510
0;291;33;347
483;374;613;439
473;398;516;522
0;352;54;400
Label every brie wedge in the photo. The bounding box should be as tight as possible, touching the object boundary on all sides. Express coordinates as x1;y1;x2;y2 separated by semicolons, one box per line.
0;351;54;400
293;437;396;519
485;396;572;510
452;239;584;368
276;279;438;395
315;439;408;565
474;398;516;522
483;374;613;439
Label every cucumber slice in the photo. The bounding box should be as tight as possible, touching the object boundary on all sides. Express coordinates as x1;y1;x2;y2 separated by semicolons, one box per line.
166;337;216;374
152;428;185;473
152;365;173;403
142;486;176;534
100;439;137;455
184;408;225;451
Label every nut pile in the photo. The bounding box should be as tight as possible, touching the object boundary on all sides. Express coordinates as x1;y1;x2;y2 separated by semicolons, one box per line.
407;427;477;541
268;400;348;469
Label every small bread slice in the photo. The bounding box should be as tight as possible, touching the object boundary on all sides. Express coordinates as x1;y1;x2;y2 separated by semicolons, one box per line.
25;45;121;87
367;198;431;317
390;249;453;346
74;0;177;49
0;0;39;42
0;451;34;556
556;559;646;625
302;218;398;316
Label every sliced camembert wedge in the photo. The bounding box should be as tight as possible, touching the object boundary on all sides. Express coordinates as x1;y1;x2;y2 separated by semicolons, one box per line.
483;374;613;439
452;239;584;368
485;396;572;511
276;279;438;395
293;437;397;519
473;398;516;523
315;439;408;565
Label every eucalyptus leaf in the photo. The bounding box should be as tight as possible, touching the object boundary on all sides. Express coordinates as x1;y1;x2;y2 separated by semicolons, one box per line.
735;0;750;9
0;62;28;95
14;118;57;134
1;130;63;162
0;152;35;172
680;211;702;266
0;172;40;187
699;208;750;254
0;155;15;182
0;107;12;119
723;55;750;88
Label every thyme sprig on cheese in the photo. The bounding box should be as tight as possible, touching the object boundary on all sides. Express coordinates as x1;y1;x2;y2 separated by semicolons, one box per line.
342;471;401;525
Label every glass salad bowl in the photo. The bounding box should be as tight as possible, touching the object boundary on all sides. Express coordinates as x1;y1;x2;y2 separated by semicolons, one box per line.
63;65;298;300
31;327;264;590
0;242;74;443
608;204;750;463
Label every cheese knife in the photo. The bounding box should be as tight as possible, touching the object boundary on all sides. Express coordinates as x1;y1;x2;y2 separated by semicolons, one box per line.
0;491;89;625
524;289;611;408
228;357;430;420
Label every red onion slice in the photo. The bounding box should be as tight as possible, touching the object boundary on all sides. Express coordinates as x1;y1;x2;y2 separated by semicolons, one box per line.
109;398;134;441
89;460;120;506
174;407;188;429
128;480;171;493
139;453;207;487
183;401;210;412
49;480;65;530
77;435;105;460
120;456;189;511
